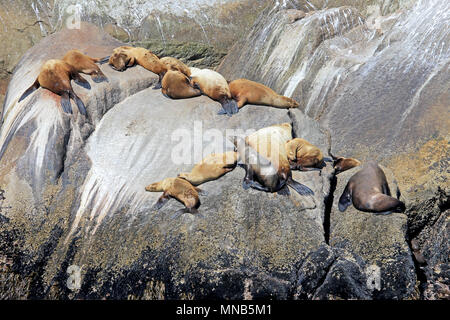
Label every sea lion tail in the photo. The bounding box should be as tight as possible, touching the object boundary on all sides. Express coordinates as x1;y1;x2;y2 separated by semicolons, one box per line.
18;79;40;102
287;178;314;196
69;91;87;116
218;97;239;117
60;92;73;114
96;56;110;64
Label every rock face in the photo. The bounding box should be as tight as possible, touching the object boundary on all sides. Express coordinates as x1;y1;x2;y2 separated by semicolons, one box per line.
0;23;343;299
218;0;449;299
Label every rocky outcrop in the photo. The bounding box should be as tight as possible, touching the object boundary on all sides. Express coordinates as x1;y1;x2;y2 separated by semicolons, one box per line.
218;0;449;299
0;23;340;299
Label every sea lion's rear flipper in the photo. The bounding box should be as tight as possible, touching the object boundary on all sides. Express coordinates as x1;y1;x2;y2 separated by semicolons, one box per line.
287;178;314;196
69;92;87;116
60;92;73;114
91;71;108;83
277;185;291;196
217;108;227;115
323;157;333;162
338;184;352;212
19;79;40;102
96;56;110;64
73;74;91;90
153;193;170;210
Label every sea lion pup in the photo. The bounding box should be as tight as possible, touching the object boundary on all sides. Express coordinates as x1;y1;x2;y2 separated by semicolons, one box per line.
178;151;238;186
190;68;239;116
145;177;207;214
338;161;406;215
161;70;201;99
285;138;329;171
18;59;88;115
331;154;361;174
62;49;108;83
233;123;314;196
229;78;299;110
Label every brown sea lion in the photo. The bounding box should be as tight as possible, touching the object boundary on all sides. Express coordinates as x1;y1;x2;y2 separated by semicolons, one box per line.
190;68;239;116
145;177;206;214
161;70;201;99
18;59;88;115
107;46;190;89
233;123;314;196
331;154;361;174
62;49;108;83
178;151;238;186
338;161;406;214
285;138;329;171
229;78;299;110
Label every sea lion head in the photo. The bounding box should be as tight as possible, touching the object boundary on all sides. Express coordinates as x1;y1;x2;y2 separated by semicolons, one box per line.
334;157;361;174
109;51;134;71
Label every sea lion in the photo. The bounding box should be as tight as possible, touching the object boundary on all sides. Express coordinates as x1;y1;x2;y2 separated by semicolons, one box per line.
178;151;238;186
145;177;206;214
18;59;88;115
338;161;406;214
108;46;190;89
161;70;201;99
229;78;299;110
285;138;329;171
62;49;108;83
331;154;361;174
190;68;239;116
233;123;314;196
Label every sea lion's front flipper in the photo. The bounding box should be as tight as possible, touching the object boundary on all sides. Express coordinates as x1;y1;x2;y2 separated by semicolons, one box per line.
60;92;73;114
70;92;87;116
217;108;227;115
73;74;91;89
219;98;239;117
153;193;170;210
19;79;40;102
338;184;352;212
153;74;163;90
287;178;314;196
277;185;291;196
323;157;333;163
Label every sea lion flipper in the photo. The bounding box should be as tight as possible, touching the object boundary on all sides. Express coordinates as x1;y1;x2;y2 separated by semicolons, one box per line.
60;92;73;114
217;108;227;115
70;92;87;116
96;56;110;64
153;193;170;210
73;74;91;89
219;98;239;117
19;79;40;102
277;185;291;196
91;71;108;83
287;178;314;196
323;157;333;163
338;184;352;212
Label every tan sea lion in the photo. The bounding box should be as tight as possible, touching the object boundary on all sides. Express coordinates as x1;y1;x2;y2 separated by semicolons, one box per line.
338;161;406;214
331;154;361;174
107;46;190;89
285;138;330;171
229;78;299;110
233;123;314;196
62;49;108;83
161;70;201;99
145;177;207;214
178;151;238;186
18;59;88;115
190;68;239;116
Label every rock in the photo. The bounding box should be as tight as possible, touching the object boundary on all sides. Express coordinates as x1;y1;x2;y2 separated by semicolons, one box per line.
330;165;417;299
0;23;338;299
